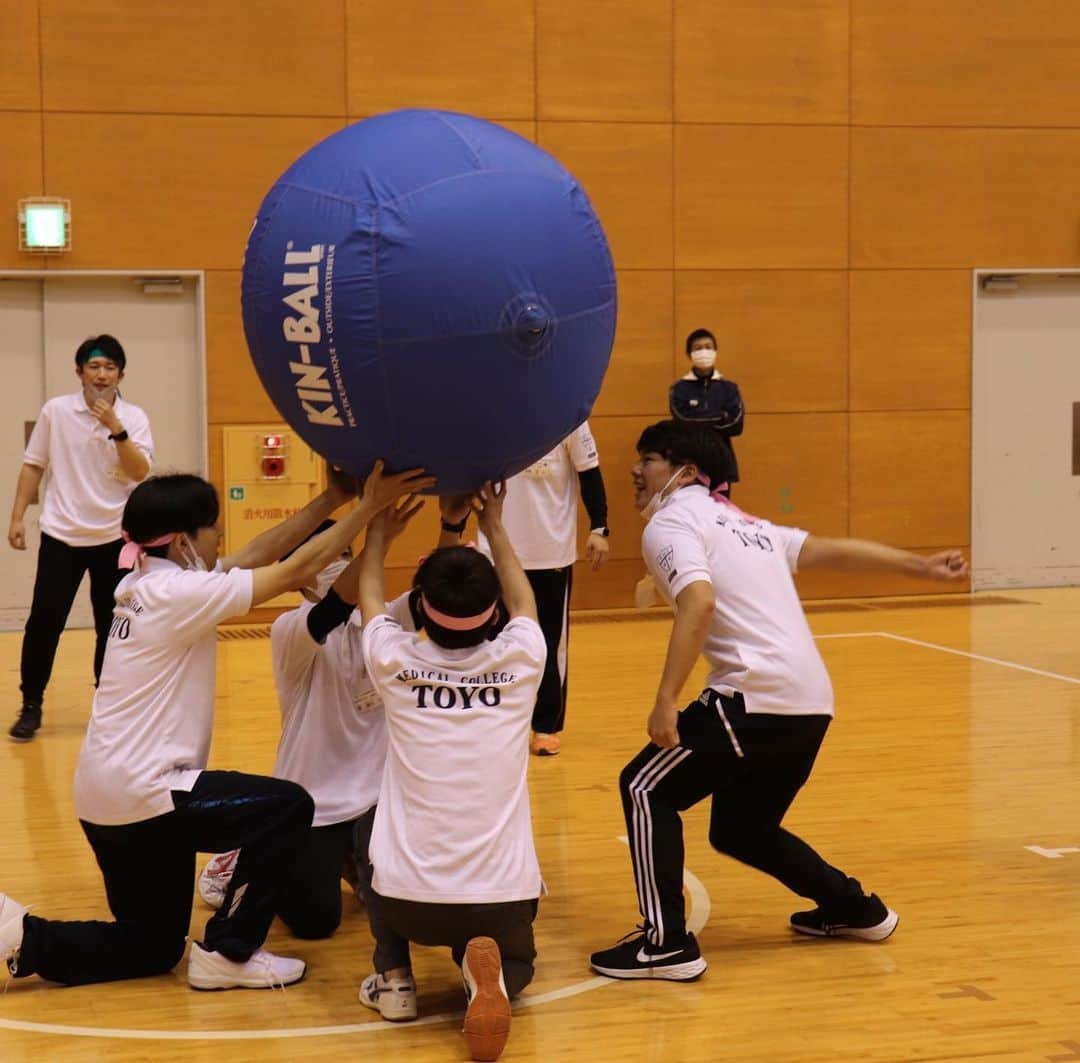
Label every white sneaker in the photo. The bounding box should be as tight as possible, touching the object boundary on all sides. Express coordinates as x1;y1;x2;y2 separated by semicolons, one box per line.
187;941;305;990
197;850;239;909
358;971;418;1021
0;893;27;975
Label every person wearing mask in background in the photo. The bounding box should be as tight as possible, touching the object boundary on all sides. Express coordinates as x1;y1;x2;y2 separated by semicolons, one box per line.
668;328;744;499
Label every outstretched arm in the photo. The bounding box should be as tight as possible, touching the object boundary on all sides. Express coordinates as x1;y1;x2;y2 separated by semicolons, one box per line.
249;462;432;607
221;462;357;572
474;481;536;622
797;536;969;581
358;495;426;625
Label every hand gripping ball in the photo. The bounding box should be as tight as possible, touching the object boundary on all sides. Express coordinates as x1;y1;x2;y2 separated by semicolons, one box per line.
241;109;616;495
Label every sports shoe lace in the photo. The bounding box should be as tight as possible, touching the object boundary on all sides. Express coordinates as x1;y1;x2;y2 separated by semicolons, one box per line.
253;949;287;992
616;924;650;946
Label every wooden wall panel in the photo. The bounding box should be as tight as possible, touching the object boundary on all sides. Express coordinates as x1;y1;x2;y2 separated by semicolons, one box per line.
346;0;534;118
43;114;344;269
850;410;970;546
0;113;45;269
850;271;971;411
569;557;646;611
851;128;1080;269
853;2;1080;127
675;125;849;269
205;271;278;424
731;412;848;538
592;271;673;418
538;123;673;270
674;271;848;412
675;0;849;124
41;1;346;115
0;1;40;109
537;0;672;121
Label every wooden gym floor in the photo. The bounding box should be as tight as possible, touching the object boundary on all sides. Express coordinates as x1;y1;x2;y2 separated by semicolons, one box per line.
1;588;1078;1062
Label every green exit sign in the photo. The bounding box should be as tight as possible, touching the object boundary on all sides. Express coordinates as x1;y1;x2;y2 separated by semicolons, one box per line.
229;486;245;501
19;198;71;253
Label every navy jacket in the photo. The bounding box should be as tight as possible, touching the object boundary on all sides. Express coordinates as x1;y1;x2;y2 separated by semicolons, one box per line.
668;372;744;482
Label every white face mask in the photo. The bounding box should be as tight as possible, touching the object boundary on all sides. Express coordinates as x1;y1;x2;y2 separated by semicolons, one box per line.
303;557;350;602
178;536;208;573
640;465;687;522
690;348;717;372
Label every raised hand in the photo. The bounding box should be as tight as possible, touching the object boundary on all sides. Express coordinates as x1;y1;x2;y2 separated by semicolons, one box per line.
90;398;122;435
325;461;358;504
471;480;506;535
379;494;425;546
360;459;435;513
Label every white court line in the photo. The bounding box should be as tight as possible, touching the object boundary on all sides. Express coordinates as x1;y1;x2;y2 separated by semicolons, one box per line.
875;631;1080;686
813;630;1080;686
814;631;887;640
0;837;712;1042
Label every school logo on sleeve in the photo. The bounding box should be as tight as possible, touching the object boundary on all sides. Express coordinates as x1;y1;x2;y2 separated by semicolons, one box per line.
656;545;678;584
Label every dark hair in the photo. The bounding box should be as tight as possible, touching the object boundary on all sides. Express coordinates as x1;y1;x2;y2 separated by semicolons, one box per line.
636;419;735;490
684;328;717;355
411;546;500;649
75;334;126;372
122;474;219;557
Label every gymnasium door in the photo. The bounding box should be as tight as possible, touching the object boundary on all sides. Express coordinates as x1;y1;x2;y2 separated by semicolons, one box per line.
972;271;1080;589
0;274;205;630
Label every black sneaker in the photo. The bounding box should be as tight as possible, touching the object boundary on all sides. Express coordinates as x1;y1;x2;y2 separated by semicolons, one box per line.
590;928;707;981
790;893;899;941
9;703;42;742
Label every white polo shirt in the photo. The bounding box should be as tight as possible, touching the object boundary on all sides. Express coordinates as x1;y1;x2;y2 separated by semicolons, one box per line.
73;558;254;825
270;593;413;827
481;421;600;570
642;485;834;717
24;392;154;546
362;613;546;904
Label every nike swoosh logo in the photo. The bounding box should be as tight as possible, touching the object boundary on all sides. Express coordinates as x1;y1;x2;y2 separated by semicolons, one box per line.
637;946;683;963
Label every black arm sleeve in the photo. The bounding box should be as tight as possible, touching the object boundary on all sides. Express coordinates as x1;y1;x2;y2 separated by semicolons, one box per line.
305;587;354;644
578;466;608;529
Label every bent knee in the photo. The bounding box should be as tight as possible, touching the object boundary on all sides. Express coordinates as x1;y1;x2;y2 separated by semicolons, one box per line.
283;910;340;940
140;935;188;975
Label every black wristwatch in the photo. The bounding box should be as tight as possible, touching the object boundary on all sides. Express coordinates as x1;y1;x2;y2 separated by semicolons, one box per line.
108;429;129;443
590;526;610;538
441;516;468;534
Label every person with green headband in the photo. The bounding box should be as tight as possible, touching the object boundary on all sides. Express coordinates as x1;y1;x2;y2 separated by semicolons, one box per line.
7;333;154;741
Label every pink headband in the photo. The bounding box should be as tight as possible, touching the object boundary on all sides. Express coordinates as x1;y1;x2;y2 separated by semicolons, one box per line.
696;473;731;502
119;530;176;570
420;594;497;631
